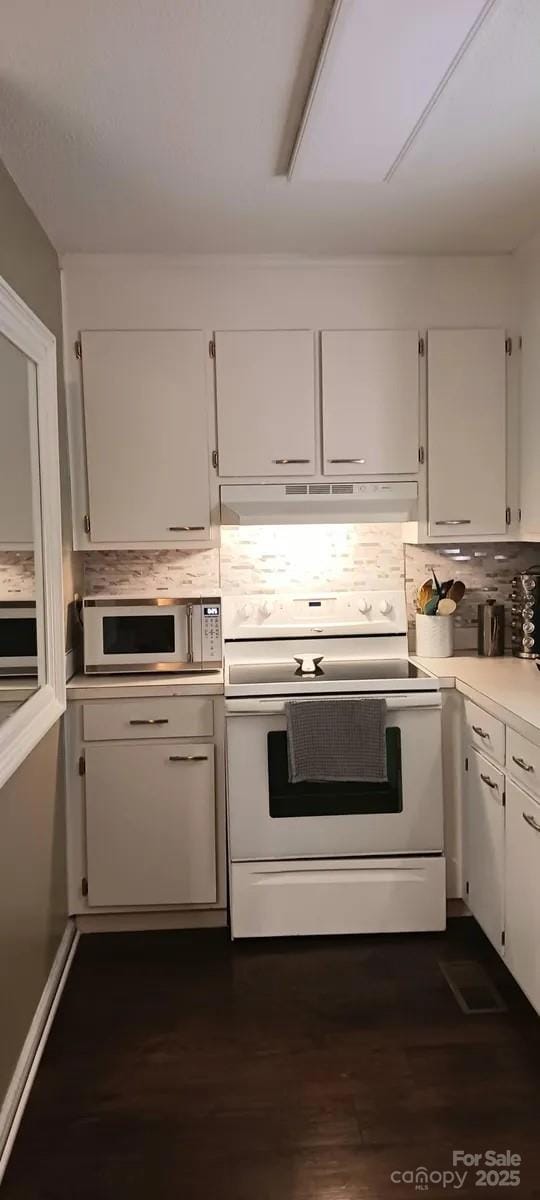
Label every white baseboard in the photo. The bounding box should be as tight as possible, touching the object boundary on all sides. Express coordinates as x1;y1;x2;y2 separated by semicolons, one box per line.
0;921;78;1185
76;908;228;933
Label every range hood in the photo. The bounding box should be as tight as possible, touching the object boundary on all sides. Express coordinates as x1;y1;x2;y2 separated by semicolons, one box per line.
220;482;418;525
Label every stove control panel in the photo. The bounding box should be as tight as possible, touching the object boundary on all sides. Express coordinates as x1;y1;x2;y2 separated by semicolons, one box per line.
222;591;407;640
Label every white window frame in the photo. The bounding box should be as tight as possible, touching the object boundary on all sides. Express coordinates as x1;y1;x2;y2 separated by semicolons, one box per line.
0;272;65;789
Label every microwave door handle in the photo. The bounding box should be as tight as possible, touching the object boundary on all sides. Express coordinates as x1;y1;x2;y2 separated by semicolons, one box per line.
186;603;194;663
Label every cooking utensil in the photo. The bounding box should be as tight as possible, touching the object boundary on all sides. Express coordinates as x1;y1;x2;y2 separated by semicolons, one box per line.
431;569;443;598
417;582;432;613
423;595;439;615
440;579;454;598
448;580;465;605
437;597;457;616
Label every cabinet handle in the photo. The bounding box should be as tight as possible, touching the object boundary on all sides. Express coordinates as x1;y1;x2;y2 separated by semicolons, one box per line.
480;772;498;790
168;526;205;531
169;755;208;762
129;718;169;726
272;458;311;465
512;755;534;773
434;519;471;526
472;725;489;739
523;811;540;833
328;458;366;464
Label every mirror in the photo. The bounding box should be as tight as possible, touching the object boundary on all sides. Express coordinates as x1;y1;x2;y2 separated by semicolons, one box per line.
0;333;40;725
0;273;65;788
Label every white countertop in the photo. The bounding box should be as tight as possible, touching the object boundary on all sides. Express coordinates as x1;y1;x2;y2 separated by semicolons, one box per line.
67;670;224;700
414;653;540;746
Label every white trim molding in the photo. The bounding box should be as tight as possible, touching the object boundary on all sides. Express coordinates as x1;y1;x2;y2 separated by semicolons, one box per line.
0;272;66;790
0;922;78;1184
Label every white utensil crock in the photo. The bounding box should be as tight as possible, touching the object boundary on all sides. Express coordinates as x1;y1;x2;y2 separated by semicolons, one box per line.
415;613;454;658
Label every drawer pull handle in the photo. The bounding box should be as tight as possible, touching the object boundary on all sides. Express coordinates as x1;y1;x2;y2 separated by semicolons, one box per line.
168;526;205;531
512;755;534;773
434;519;471;526
480;772;498;790
523;811;540;833
328;458;366;465
272;458;311;465
169;755;208;762
472;725;489;739
129;718;169;726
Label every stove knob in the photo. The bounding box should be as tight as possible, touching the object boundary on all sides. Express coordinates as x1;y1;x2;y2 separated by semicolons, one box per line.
358;597;372;614
259;601;273;619
238;603;253;621
379;599;392;616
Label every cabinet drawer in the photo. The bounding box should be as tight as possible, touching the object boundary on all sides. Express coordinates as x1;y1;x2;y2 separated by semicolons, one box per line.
507;728;540;798
83;697;214;741
464;700;505;765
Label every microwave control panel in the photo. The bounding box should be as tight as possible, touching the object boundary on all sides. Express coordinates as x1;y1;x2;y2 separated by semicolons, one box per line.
202;603;222;663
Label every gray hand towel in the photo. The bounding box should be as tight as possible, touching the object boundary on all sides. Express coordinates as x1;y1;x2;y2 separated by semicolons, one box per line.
286;697;387;784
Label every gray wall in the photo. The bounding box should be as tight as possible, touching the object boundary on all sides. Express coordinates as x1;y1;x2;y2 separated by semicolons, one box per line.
0;159;69;1105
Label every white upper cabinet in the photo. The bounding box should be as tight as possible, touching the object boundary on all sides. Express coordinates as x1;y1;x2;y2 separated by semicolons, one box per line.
80;331;211;544
321;330;420;476
427;329;507;537
214;331;316;477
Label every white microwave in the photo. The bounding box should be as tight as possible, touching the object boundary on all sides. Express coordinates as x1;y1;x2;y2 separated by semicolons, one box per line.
83;597;222;674
0;602;38;676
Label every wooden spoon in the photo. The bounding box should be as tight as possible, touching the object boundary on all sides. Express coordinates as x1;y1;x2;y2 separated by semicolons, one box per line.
438;597;457;616
448;580;465;605
417;582;432;612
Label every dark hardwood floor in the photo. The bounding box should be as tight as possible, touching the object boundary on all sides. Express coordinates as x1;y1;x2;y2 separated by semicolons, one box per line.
2;918;540;1199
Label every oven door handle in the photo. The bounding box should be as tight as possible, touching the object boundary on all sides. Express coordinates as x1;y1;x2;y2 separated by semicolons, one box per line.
225;694;441;715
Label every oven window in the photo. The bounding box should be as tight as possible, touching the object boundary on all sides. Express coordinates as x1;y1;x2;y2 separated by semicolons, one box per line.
267;728;402;817
102;615;175;655
0;618;37;657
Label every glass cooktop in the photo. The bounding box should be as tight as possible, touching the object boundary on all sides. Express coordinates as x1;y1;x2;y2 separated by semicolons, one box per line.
228;659;432;685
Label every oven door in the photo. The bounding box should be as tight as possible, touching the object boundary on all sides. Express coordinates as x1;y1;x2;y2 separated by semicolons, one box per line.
83;600;203;673
226;695;443;860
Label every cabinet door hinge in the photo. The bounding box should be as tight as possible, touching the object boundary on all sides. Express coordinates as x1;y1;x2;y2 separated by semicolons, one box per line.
74;339;82;360
81;877;88;897
465;756;469;772
505;337;512;356
418;336;425;357
518;507;522;522
78;753;86;776
519;335;523;350
501;930;506;948
502;791;506;808
212;449;219;471
418;445;425;465
506;506;512;526
465;880;470;896
208;338;216;359
83;514;91;535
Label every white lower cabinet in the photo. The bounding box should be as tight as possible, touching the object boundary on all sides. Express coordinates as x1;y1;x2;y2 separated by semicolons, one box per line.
85;741;217;907
464;748;505;952
505;780;540;1014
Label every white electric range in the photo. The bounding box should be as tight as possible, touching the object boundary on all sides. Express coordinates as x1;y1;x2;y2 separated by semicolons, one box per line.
223;590;445;939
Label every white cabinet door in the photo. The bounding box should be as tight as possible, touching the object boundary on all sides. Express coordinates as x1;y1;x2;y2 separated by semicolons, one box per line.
81;331;210;543
215;331;316;477
464;748;505;952
427;329;507;537
321;330;420;475
85;742;216;907
505;780;540;1014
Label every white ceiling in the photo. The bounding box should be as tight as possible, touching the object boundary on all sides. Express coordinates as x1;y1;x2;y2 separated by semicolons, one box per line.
1;0;540;254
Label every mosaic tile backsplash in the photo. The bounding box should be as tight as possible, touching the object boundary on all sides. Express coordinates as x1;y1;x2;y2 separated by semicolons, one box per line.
81;531;539;649
405;542;540;648
0;552;35;600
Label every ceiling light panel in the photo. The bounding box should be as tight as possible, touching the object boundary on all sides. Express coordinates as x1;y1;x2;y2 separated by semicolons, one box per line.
288;0;495;182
